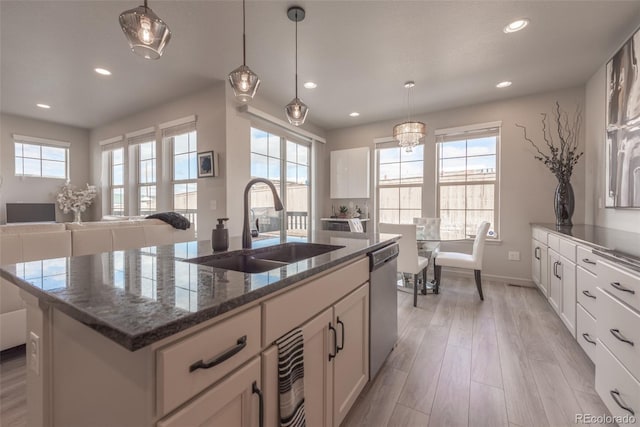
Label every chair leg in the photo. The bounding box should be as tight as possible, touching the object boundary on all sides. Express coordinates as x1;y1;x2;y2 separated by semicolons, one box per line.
421;268;427;295
434;264;441;294
474;269;484;301
413;274;418;307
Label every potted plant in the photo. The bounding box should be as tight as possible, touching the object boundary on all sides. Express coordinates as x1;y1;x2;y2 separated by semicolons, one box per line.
56;182;97;224
338;205;349;218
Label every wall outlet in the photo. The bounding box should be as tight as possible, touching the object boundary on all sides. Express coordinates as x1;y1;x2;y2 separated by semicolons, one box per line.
29;331;40;375
508;251;521;261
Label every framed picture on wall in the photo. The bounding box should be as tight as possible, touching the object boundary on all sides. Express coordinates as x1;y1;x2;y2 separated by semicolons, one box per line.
605;25;640;208
197;151;215;178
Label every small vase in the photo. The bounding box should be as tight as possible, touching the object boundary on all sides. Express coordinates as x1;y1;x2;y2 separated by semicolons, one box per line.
72;209;82;224
554;180;574;227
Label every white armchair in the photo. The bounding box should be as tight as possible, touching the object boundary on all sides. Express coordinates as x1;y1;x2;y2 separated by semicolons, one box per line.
434;221;490;300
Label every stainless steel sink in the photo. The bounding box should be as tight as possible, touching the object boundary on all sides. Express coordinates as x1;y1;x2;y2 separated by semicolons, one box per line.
185;242;344;273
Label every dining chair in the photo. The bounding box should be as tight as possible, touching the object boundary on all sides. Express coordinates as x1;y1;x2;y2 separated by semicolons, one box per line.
379;223;430;307
433;221;491;300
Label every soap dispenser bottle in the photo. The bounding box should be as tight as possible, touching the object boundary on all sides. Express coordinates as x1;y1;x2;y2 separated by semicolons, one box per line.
212;218;229;252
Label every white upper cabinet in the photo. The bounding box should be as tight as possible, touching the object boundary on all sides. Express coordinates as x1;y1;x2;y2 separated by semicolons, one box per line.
330;147;370;199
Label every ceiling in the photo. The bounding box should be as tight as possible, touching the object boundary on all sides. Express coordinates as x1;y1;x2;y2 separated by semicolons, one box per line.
2;1;640;131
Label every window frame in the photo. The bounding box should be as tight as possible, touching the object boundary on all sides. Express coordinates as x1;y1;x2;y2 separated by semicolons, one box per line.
169;130;198;230
109;147;126;216
136;140;157;216
435;126;501;240
14;140;69;180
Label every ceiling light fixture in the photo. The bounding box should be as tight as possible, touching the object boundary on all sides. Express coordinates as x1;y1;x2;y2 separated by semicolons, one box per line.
119;0;171;60
393;81;425;152
349;112;360;117
95;68;112;76
36;103;51;109
284;6;309;126
496;81;512;88
228;0;260;102
304;82;317;89
503;19;529;33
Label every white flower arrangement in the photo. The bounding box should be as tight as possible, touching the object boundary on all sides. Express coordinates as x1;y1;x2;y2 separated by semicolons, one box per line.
56;182;97;216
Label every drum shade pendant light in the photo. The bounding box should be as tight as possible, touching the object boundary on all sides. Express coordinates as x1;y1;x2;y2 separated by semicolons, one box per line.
119;0;171;60
393;81;426;152
228;0;260;102
284;6;309;126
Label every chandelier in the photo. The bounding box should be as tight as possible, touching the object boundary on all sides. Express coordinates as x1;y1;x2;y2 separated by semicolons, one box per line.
393;81;426;152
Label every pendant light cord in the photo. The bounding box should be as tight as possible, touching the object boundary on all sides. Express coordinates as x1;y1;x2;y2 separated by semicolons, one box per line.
294;12;299;99
242;0;246;66
143;0;148;11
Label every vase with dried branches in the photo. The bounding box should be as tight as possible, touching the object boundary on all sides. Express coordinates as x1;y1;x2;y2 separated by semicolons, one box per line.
516;102;583;226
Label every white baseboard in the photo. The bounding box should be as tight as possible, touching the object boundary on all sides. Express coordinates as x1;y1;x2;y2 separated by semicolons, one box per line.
440;267;535;288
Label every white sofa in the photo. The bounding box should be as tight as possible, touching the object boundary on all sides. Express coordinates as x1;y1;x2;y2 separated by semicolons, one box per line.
0;219;195;351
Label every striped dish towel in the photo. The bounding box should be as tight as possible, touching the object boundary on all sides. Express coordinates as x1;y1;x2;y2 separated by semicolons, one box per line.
277;328;306;427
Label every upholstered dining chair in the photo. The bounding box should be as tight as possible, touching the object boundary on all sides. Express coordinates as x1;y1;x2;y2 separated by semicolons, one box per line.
433;221;491;300
379;223;430;307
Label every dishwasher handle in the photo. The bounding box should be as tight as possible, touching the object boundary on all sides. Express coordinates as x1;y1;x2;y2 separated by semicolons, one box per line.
369;243;399;272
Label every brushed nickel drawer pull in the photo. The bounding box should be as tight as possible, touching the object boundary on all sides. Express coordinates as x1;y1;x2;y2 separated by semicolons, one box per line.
329;323;337;361
582;290;596;299
582;258;596;265
610;282;635;294
610;329;634;346
581;333;596;345
189;335;247;372
610;389;635;416
534;247;540;260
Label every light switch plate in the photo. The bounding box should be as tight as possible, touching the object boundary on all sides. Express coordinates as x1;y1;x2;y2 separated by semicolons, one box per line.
508;251;521;261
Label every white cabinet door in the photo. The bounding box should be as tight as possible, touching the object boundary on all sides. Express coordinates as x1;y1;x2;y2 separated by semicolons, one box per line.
332;284;369;426
560;256;577;337
330;148;370;199
532;239;541;287
540;245;549;297
548;249;562;314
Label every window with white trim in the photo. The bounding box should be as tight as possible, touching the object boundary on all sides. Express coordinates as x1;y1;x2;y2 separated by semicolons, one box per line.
376;144;423;224
167;130;197;229
436;124;500;240
110;147;125;216
137;141;156;215
14;136;69;179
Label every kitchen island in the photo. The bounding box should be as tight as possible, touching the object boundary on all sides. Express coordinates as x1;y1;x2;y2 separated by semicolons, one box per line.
0;231;399;427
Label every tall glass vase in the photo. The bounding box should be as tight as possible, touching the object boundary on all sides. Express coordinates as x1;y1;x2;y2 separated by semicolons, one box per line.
72;209;82;224
554;180;574;227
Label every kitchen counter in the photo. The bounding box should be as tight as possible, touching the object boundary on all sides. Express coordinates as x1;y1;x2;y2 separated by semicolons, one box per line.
0;231;399;351
532;223;640;271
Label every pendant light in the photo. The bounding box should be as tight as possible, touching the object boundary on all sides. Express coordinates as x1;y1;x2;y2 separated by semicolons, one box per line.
119;0;171;60
393;81;426;152
285;6;309;126
228;0;261;102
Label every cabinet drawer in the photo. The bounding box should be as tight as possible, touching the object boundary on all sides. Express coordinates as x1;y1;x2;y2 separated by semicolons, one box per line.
577;304;597;363
559;238;576;263
577;266;598;318
597;260;640;312
157;306;261;415
548;234;560;252
577;246;598;274
597;289;640;382
595;343;640;424
263;257;368;345
532;227;547;244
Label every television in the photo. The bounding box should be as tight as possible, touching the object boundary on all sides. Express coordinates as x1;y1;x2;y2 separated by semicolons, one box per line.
6;203;56;223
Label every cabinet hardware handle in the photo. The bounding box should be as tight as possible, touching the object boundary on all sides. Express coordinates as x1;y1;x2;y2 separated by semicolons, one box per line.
535;247;540;260
582;333;596;345
556;261;562;279
252;381;264;427
610;282;636;294
189;335;247;372
553;261;557;278
329;323;337;361
582;290;596;299
337;317;345;353
610;329;634;346
610;389;635;416
582;258;596;265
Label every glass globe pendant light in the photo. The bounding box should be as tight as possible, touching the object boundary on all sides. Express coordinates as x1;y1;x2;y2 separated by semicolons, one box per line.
228;0;261;102
119;0;171;60
285;6;309;126
393;81;426;152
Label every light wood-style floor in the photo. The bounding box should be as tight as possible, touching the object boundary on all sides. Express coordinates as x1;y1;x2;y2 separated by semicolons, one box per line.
343;276;613;427
0;276;612;427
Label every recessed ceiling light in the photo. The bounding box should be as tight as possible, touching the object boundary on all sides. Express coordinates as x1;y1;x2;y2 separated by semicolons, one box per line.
304;81;317;89
95;68;112;76
503;19;529;33
496;81;512;88
349;112;360;117
36;103;51;109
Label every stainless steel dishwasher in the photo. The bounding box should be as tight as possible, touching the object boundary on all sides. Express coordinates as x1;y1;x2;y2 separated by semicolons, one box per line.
369;242;399;379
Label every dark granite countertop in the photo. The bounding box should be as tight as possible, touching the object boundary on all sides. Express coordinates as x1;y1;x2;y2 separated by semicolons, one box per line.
531;223;640;272
0;231;399;351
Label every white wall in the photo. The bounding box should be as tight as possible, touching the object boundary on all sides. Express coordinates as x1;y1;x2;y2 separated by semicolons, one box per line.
0;113;90;223
323;87;586;282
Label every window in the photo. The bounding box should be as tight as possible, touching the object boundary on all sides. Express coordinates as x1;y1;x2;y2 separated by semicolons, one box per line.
170;130;197;229
137;141;156;215
14;138;68;179
436;124;500;239
110;147;125;216
250;127;311;240
376;144;423;224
